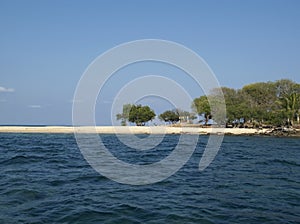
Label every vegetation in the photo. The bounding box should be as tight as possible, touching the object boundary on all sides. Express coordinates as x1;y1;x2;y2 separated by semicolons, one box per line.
116;104;156;126
159;109;196;124
159;110;180;124
117;79;300;128
128;104;156;126
192;96;212;125
193;79;300;127
116;104;132;126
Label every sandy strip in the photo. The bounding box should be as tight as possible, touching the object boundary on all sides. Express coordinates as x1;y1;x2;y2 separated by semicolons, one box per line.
0;126;268;135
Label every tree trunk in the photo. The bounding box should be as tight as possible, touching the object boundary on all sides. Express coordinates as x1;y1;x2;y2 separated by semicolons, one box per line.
205;114;209;125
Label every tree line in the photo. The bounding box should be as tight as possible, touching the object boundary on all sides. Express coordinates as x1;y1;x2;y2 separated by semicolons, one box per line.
117;79;300;128
116;104;196;126
194;79;300;127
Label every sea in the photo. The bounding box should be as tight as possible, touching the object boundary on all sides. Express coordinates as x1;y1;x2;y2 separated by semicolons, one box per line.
0;133;299;223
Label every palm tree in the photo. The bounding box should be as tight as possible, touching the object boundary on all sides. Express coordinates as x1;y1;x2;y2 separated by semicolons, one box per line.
281;92;300;126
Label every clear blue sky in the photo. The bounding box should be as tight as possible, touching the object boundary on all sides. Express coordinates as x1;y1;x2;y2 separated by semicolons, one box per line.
0;0;299;125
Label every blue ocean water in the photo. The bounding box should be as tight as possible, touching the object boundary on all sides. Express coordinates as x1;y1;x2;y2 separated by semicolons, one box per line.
0;133;299;223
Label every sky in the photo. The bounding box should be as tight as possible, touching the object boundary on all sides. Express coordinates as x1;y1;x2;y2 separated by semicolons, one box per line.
0;0;299;125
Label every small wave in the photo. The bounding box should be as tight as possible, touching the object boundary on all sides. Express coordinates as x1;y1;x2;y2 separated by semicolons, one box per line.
3;188;46;202
57;210;116;223
272;159;300;167
1;155;43;165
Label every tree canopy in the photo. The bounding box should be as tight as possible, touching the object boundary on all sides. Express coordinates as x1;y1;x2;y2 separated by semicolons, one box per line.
159;109;196;124
159;110;180;124
192;95;212;125
128;104;156;126
116;103;132;126
193;79;300;127
116;79;300;128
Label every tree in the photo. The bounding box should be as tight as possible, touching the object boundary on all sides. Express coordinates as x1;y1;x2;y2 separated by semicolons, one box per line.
193;79;300;128
214;87;244;126
275;79;299;97
192;96;212;125
241;82;278;123
159;110;180;124
275;79;300;125
280;92;300;126
128;104;156;126
116;104;133;126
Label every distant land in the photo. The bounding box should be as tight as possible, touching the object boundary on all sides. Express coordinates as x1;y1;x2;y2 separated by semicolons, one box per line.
0;126;299;137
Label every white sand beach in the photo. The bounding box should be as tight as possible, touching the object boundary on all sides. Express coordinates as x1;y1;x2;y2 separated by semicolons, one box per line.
0;126;270;135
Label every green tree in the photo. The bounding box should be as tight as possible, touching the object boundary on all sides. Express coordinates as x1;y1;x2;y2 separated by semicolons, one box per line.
241;82;278;124
128;104;156;126
192;96;211;125
275;79;300;126
280;92;300;126
159;110;180;124
275;79;299;97
116;104;133;126
192;79;300;128
220;87;240;124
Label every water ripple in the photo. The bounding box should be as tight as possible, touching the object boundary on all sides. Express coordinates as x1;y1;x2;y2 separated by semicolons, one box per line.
0;134;299;223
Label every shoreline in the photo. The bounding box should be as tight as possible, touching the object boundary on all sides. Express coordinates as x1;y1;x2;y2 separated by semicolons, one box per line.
0;126;299;137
